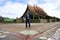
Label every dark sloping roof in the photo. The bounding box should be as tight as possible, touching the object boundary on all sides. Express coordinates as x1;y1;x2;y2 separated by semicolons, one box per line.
28;5;40;16
35;6;48;16
24;5;49;16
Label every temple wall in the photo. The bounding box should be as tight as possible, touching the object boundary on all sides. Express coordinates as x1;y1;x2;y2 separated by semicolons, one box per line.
40;19;47;23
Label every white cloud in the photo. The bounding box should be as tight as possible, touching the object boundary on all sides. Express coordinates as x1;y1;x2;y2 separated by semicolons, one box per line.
0;0;4;3
37;0;60;18
27;0;60;18
0;2;27;18
28;0;39;5
0;0;60;18
38;3;57;16
0;0;4;2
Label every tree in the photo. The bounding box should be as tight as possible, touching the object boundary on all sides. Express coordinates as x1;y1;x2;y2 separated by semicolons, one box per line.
0;16;4;23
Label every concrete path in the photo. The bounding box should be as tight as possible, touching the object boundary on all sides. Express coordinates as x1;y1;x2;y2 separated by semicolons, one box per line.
0;22;60;40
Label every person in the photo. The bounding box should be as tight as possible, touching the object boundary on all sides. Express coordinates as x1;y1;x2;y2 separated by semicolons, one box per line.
25;12;30;29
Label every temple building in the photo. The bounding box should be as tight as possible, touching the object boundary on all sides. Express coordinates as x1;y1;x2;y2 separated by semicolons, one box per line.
19;5;60;23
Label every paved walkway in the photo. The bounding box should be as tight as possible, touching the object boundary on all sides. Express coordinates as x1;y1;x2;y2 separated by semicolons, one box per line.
0;22;60;40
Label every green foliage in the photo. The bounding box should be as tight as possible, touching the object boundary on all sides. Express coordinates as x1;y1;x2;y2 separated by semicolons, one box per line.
4;18;14;23
0;15;60;23
13;17;23;23
0;16;4;23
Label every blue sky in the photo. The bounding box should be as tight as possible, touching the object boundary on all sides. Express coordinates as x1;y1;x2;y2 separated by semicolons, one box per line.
0;0;60;18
